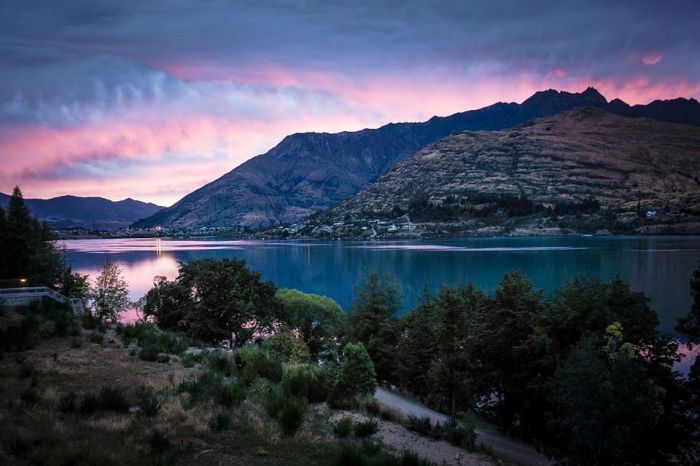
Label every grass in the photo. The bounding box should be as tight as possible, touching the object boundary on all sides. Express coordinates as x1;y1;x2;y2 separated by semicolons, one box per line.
281;364;330;402
354;418;379;438
136;385;161;417
278;397;307;436
333;416;353;438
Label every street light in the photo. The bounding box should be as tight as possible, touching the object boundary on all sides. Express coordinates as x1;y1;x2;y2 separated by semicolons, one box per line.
19;277;27;286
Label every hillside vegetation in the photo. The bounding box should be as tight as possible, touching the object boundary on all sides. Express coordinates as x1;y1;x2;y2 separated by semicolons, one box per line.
311;108;700;237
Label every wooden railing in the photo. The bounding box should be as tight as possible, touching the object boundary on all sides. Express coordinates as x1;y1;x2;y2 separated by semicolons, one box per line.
0;287;86;315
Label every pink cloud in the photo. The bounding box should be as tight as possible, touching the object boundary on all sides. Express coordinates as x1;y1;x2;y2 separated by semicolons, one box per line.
641;52;664;66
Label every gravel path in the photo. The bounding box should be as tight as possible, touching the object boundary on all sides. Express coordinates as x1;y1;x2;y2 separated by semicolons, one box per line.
375;388;551;466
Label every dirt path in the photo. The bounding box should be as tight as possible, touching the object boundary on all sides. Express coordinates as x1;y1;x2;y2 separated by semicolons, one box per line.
375;388;551;466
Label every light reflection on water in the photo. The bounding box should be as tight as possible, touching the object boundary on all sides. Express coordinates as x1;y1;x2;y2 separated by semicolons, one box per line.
61;236;700;371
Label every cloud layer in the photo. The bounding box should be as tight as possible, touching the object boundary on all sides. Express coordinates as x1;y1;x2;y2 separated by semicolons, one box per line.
1;0;699;205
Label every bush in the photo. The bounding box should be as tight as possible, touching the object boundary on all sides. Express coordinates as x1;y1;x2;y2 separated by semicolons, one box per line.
360;396;381;416
120;322;190;357
406;415;433;436
281;364;330;402
235;345;283;383
58;392;77;413
136;385;161;417
354;418;379;438
210;412;232;432
89;331;104;344
179;370;245;407
156;352;170;363
180;350;206;368
262;331;311;363
278;397;307;436
264;385;286;418
334;342;377;400
442;417;476;450
80;387;129;414
333;416;353;438
207;350;235;376
150;430;171;453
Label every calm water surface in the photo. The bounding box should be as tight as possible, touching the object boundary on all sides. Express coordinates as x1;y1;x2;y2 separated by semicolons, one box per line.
61;236;700;339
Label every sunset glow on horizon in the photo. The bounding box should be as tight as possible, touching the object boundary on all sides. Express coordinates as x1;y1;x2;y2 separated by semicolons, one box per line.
1;0;699;206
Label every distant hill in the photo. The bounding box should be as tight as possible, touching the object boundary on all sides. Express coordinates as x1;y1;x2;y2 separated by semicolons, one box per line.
311;108;700;236
0;193;164;230
133;87;700;230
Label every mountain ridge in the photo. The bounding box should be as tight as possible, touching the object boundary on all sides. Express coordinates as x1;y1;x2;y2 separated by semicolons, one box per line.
0;193;164;230
309;108;700;237
133;87;700;230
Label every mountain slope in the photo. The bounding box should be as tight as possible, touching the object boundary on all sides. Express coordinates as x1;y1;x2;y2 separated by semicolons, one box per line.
0;194;163;230
314;109;700;236
134;88;700;230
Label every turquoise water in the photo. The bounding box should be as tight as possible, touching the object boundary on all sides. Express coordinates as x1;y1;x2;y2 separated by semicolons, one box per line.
61;236;700;338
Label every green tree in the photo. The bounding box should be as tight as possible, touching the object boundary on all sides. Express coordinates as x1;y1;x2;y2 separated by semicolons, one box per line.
90;259;129;323
427;285;487;415
141;275;192;331
277;289;345;359
676;262;700;342
347;272;401;382
334;342;377;398
1;186;62;285
397;286;437;398
550;336;669;465
58;267;89;301
476;269;544;435
262;331;311;363
143;259;283;345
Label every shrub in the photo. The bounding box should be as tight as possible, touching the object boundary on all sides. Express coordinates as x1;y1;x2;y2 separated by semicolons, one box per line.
333;342;377;400
20;387;39;404
216;381;246;408
156;352;170;364
278;397;307;436
333;416;353;438
354;419;379;438
359;396;381;416
379;407;397;422
234;346;283;383
262;331;311;363
138;344;159;362
58;392;77;413
406;415;433;436
208;350;235;376
80;387;129;414
264;385;286;418
281;364;330;402
136;385;161;417
442;417;476;450
89;331;104;344
180;350;206;368
150;430;171;453
335;445;369;466
210;412;232;432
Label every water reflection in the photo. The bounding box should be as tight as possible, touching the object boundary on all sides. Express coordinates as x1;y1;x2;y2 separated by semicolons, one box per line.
61;236;700;338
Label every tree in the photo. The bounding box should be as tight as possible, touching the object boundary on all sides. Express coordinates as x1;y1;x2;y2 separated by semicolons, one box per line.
347;272;401;382
676;262;700;342
142;259;283;345
476;269;544;435
0;186;62;285
428;284;487;415
90;259;129;323
550;336;669;465
397;286;438;398
141;275;192;331
262;331;311;363
277;289;345;359
334;342;377;398
58;267;89;302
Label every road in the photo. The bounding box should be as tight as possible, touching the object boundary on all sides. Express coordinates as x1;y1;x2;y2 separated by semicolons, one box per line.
375;388;551;466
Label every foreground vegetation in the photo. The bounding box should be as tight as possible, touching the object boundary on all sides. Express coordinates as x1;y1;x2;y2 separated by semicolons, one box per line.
2;185;699;465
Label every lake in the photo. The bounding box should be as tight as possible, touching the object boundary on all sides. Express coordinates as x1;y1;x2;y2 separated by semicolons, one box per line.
61;236;700;336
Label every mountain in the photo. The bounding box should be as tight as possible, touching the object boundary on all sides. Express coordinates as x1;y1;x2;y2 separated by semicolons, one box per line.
311;108;700;236
0;193;164;230
134;87;700;230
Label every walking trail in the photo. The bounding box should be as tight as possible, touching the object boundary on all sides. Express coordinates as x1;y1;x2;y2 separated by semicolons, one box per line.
375;388;551;466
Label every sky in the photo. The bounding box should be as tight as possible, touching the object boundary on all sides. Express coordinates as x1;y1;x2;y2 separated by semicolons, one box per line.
1;0;699;207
